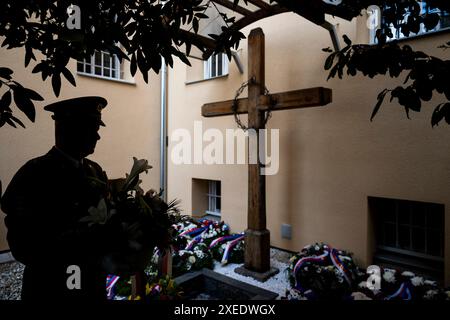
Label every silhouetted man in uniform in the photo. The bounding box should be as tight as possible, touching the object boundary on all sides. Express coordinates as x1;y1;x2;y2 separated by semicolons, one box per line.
1;96;123;301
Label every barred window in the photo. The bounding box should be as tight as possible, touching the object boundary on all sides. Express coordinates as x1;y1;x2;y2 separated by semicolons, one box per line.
370;196;445;280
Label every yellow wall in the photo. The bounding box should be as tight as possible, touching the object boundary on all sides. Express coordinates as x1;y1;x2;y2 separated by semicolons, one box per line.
167;13;450;284
0;48;162;251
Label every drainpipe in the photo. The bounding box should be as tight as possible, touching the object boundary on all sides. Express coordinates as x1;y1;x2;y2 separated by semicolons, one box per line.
160;58;168;201
321;21;341;51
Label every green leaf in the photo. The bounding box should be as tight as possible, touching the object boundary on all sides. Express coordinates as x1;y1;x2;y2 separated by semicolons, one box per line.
370;89;389;121
51;72;61;97
62;67;76;87
80;198;111;226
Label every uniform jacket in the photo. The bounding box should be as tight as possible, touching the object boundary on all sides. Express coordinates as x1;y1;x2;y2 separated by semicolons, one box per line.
1;147;123;301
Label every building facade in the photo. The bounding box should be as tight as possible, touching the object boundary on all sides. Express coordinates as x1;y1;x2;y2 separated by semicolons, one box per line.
1;10;449;284
166;12;450;284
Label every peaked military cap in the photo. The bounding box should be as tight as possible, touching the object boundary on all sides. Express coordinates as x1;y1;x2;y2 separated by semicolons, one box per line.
44;96;107;126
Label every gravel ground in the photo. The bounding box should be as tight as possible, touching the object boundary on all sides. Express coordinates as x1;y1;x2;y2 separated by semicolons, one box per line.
213;248;292;299
0;261;24;300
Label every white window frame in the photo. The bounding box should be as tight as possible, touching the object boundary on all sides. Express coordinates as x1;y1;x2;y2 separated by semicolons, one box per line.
204;53;229;80
206;180;221;217
374;1;450;43
77;50;123;80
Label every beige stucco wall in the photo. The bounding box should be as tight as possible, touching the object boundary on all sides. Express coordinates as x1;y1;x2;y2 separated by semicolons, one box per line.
167;12;450;284
0;48;161;251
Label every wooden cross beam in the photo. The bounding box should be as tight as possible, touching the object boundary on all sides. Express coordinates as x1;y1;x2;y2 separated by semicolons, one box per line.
202;87;331;117
201;28;332;279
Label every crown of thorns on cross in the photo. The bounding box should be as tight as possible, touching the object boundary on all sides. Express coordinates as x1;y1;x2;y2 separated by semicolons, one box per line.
231;77;277;131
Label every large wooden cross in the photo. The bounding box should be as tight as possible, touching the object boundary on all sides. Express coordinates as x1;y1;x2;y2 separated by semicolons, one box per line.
201;28;332;280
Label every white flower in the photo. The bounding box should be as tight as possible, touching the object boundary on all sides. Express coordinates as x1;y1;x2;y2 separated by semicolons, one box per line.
358;281;367;289
411;276;424;287
351;292;372;300
314;245;320;251
401;271;415;277
424;280;437;286
188;256;196;264
383;271;396;283
212;231;217;236
424;290;439;300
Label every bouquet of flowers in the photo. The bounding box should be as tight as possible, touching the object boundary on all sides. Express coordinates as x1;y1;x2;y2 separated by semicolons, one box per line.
210;233;245;265
174;218;230;248
143;275;184;301
355;267;450;301
286;243;363;300
80;157;180;275
172;242;214;277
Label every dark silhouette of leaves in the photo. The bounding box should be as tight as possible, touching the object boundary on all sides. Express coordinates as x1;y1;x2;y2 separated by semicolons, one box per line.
62;68;76;87
51;73;61;97
12;86;36;122
371;89;389;121
0;68;13;80
431;103;450;127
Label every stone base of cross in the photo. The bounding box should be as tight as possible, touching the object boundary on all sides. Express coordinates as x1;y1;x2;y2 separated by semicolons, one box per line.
202;28;332;282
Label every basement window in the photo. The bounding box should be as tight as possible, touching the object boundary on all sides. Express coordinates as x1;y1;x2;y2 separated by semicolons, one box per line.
370;196;445;281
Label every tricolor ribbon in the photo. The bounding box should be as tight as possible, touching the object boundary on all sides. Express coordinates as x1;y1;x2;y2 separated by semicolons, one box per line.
209;233;243;250
329;248;352;285
185;233;205;250
385;282;412;300
179;226;208;237
106;275;120;299
293;250;330;292
221;235;245;265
